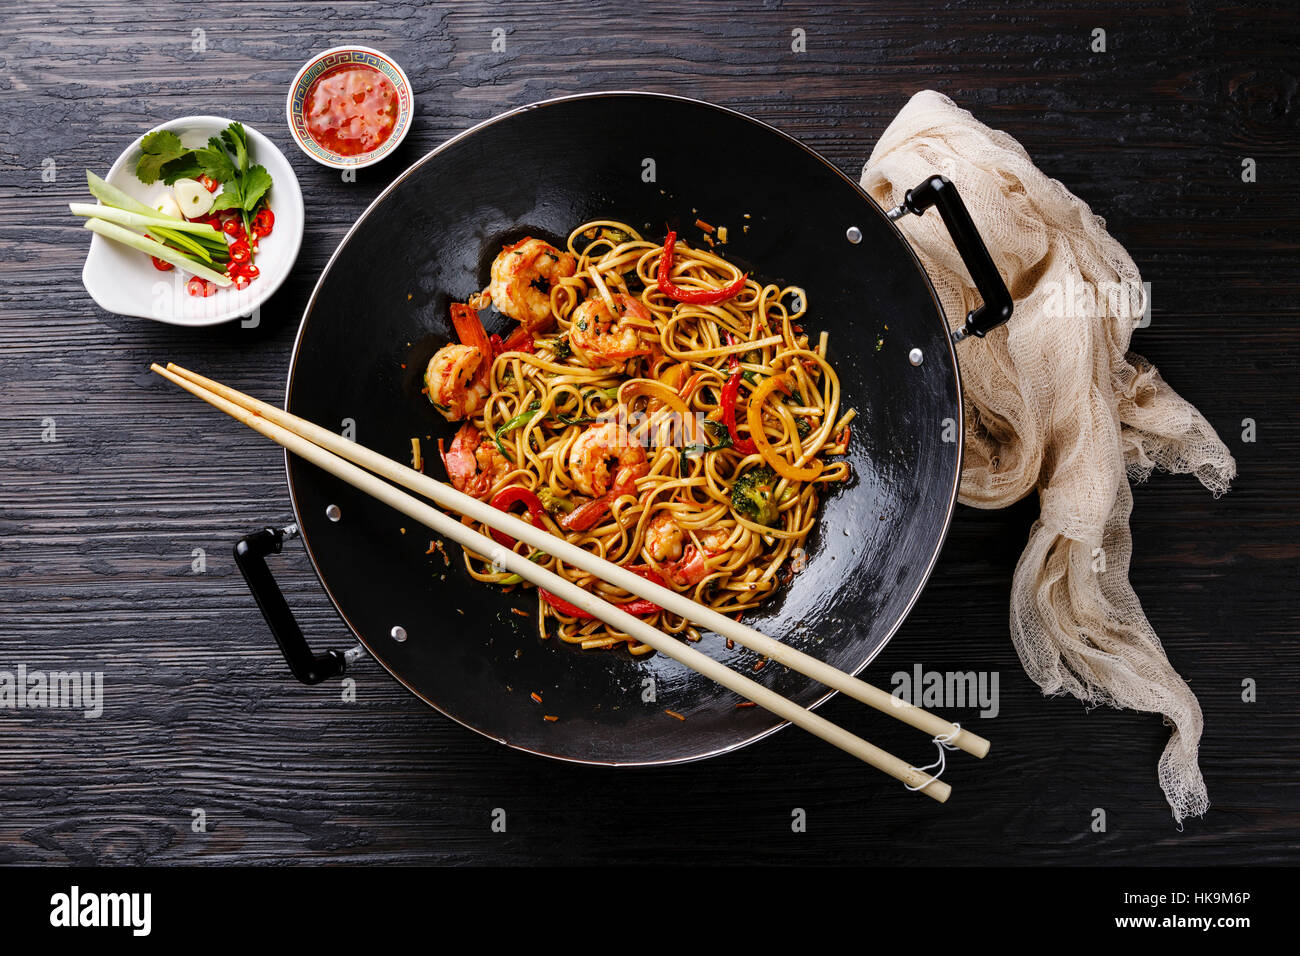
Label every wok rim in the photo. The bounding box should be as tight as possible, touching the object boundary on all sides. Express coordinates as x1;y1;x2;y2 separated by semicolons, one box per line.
283;90;965;767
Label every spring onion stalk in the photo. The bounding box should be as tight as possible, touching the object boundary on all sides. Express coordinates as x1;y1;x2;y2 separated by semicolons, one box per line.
86;170;161;217
69;202;222;237
82;169;229;267
185;229;231;250
143;224;217;259
84;170;224;253
151;228;222;264
85;167;220;257
72;203;222;264
84;219;231;286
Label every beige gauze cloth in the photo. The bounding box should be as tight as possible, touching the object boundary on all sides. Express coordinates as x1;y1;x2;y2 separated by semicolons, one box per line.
861;90;1237;823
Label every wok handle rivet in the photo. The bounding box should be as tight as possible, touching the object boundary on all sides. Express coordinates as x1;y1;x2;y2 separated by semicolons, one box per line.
846;225;862;244
325;504;341;522
390;625;408;643
908;347;924;366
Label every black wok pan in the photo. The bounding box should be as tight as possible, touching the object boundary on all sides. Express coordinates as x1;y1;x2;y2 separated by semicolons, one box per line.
234;92;1011;765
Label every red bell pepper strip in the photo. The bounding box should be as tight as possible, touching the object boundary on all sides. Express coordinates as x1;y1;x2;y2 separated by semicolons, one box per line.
721;333;758;455
488;486;549;548
656;230;747;304
560;492;616;533
560;466;645;533
491;325;535;357
540;565;666;619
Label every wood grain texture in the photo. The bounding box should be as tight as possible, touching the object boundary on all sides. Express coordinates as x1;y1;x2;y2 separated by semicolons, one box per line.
0;0;1297;865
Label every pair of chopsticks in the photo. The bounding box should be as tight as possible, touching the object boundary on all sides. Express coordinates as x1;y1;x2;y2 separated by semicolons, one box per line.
153;363;990;802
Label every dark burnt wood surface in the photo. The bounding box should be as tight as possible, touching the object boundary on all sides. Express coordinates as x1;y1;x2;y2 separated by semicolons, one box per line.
1;0;1296;865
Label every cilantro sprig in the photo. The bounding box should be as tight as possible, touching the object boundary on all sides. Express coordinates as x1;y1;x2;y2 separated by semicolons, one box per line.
135;121;273;264
135;130;235;186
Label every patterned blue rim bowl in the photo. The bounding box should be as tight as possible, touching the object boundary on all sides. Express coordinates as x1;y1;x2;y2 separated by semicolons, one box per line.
285;46;413;170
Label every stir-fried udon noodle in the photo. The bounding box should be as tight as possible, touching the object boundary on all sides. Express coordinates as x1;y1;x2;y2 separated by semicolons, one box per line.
422;220;854;654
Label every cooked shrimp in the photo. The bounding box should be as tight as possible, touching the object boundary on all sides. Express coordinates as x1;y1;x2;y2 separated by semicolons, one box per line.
424;343;488;421
488;237;577;333
440;422;510;499
569;294;653;368
425;301;495;421
568;421;648;498
645;514;730;586
645;511;685;562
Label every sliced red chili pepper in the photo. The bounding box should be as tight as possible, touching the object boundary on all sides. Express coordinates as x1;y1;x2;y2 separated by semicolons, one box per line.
185;276;207;297
223;218;247;240
241;262;260;280
251;207;275;237
150;255;174;272
488;486;549;548
198;174;219;192
656;230;747;305
492;325;535;357
233;273;252;290
228;239;251;263
540;565;665;619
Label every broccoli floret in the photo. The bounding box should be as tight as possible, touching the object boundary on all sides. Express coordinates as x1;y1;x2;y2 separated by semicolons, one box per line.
536;487;575;515
730;465;780;526
795;416;811;439
552;335;573;362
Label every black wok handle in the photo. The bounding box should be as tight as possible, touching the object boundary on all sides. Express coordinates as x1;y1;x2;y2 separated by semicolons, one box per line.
888;175;1013;340
234;524;349;685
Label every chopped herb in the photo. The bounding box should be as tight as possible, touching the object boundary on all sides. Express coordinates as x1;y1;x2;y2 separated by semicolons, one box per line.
703;419;730;441
680;424;734;467
493;401;543;455
134;130;190;185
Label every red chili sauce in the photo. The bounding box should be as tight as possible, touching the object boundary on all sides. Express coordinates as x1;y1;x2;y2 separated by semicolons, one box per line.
304;63;398;157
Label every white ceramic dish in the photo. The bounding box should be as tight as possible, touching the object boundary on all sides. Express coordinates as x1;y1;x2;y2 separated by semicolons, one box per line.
80;116;304;327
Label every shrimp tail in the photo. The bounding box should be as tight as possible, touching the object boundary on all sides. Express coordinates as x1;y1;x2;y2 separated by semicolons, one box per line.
450;302;494;379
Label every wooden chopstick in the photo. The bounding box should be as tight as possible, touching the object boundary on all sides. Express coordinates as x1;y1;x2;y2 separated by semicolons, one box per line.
152;363;964;801
163;362;991;763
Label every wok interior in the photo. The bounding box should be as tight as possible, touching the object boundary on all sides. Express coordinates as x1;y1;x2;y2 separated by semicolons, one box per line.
286;94;961;764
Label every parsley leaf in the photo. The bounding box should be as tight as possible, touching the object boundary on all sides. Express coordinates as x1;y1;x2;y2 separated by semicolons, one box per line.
135;131;188;185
